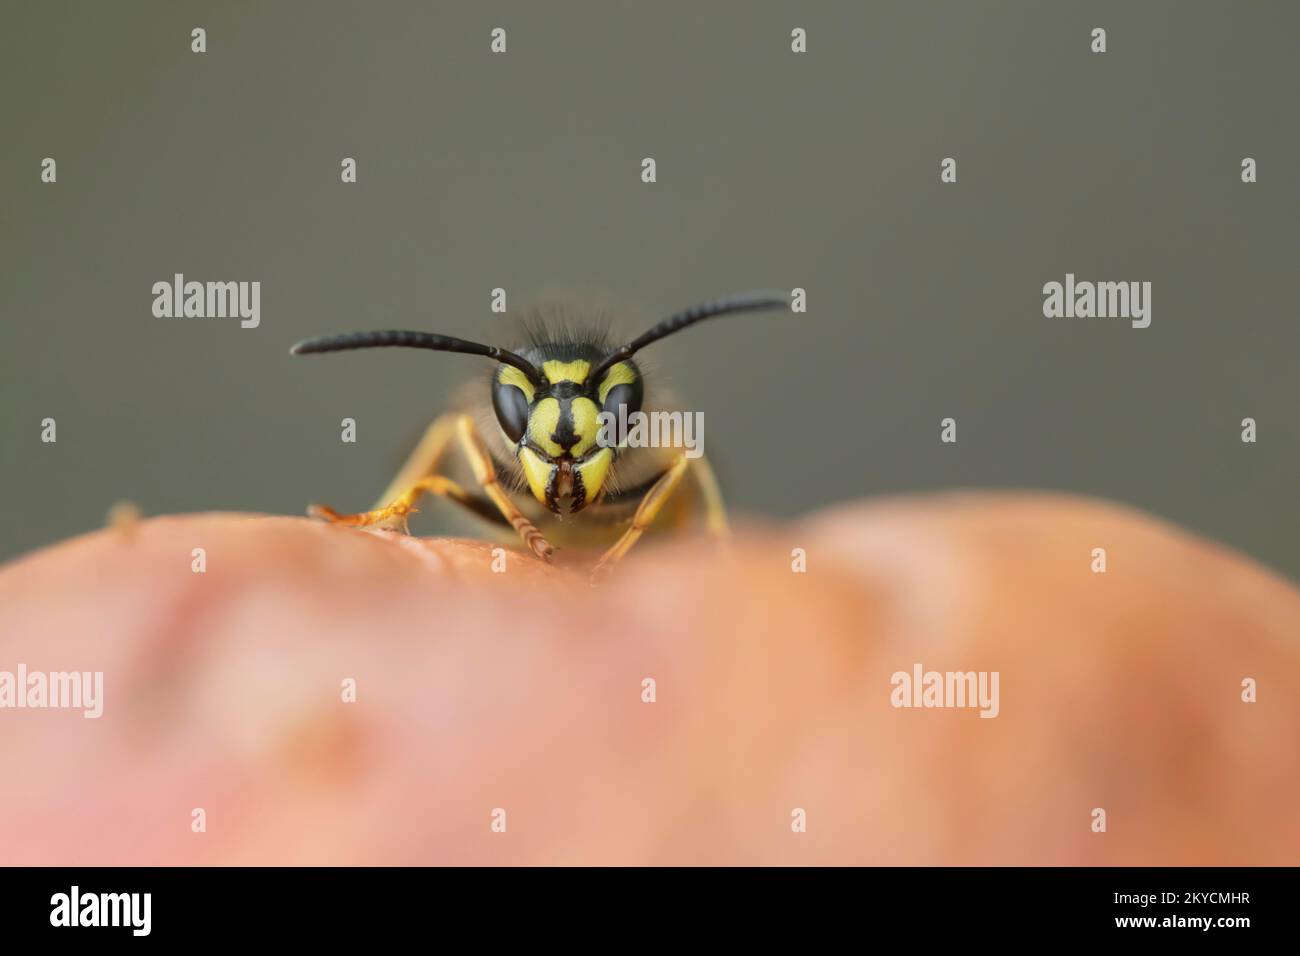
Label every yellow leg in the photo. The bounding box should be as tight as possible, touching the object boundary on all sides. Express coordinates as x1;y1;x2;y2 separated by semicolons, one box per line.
309;414;554;562
689;454;729;536
590;454;690;584
311;475;476;530
370;414;461;527
453;414;554;562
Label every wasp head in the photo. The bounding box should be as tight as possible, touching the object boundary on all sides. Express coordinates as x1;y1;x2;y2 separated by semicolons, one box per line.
492;348;642;515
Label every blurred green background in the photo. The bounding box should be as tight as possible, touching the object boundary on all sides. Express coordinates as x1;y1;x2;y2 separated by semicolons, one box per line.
1;1;1296;576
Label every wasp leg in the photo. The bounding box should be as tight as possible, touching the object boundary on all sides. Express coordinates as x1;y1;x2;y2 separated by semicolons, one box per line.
689;454;729;537
307;414;459;532
370;414;461;529
453;414;554;562
311;475;481;532
590;454;690;584
309;414;554;562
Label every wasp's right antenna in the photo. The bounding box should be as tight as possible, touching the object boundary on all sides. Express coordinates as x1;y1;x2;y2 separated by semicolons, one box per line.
590;290;791;380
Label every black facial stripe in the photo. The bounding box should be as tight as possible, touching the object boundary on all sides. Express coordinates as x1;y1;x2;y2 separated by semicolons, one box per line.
552;397;578;450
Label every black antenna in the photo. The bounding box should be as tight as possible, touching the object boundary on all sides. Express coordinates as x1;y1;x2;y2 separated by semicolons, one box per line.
590;290;791;380
290;330;543;386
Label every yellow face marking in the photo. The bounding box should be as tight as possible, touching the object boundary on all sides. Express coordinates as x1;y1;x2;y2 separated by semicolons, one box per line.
542;359;590;385
527;397;563;457
575;447;613;505
497;365;536;402
518;447;554;505
597;362;637;403
569;396;600;458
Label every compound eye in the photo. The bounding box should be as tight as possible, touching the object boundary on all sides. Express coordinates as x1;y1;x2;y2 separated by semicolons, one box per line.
492;382;530;442
600;381;643;444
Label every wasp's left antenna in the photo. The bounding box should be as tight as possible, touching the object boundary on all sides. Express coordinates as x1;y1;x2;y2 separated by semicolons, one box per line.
290;329;544;386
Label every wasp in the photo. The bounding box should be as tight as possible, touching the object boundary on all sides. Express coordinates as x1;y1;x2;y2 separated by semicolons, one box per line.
290;291;789;580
